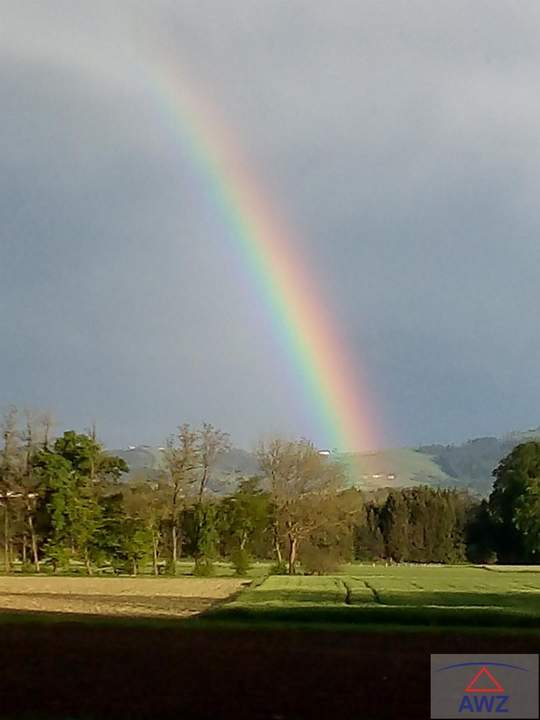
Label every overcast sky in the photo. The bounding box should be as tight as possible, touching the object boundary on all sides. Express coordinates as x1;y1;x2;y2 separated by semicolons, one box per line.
2;1;540;451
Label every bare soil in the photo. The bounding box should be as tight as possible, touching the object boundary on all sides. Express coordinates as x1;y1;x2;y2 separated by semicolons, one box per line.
0;621;536;719
0;576;246;618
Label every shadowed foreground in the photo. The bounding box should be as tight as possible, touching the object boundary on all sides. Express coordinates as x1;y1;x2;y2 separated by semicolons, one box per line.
0;620;537;719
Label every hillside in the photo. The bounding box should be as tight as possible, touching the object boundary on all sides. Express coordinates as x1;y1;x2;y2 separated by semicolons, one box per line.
110;426;540;496
339;448;451;490
111;445;259;494
416;429;540;495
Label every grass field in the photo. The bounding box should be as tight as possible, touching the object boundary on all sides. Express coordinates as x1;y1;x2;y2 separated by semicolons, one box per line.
0;564;538;629
207;564;540;629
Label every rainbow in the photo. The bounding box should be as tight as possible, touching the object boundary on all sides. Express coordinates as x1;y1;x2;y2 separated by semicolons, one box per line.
148;59;379;453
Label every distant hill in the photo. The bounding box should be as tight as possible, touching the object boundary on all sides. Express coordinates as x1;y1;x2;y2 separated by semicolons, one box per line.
109;426;540;497
111;445;259;494
416;428;540;495
339;448;451;490
341;427;540;495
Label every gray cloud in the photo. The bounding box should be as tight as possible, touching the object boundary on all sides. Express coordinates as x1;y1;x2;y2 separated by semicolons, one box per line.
1;1;540;449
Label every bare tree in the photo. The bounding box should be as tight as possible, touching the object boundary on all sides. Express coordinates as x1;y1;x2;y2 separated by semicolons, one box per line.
0;407;20;572
0;407;52;572
40;411;55;450
21;409;42;571
196;423;231;502
163;424;198;563
163;422;230;566
257;438;344;574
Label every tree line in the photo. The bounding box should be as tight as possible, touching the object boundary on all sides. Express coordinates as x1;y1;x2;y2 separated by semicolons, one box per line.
0;406;537;575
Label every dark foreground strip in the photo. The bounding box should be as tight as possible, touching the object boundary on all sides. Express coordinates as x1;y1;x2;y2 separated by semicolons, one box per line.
0;620;537;720
206;603;540;628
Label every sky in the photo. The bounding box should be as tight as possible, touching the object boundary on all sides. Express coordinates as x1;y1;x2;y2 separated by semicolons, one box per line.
2;1;540;451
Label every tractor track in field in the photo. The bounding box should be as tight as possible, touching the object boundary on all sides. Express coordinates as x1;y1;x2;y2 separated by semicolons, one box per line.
362;579;383;604
337;578;352;605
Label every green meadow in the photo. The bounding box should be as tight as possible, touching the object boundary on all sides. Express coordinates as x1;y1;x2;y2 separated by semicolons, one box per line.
205;564;540;630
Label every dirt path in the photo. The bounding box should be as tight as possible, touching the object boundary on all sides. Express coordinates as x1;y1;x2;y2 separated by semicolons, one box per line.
0;622;536;719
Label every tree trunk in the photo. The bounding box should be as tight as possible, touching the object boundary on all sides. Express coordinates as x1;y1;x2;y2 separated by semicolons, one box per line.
3;504;10;573
172;523;178;564
288;535;298;575
28;515;40;573
199;466;208;503
240;531;247;551
273;522;282;564
152;532;159;576
177;528;183;559
132;558;137;576
84;548;92;576
22;533;27;564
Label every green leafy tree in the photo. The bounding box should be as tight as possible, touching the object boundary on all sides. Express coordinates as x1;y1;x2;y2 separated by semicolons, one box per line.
119;518;153;575
513;482;540;559
35;431;127;573
489;441;540;562
193;502;219;569
33;450;74;570
121;483;165;574
53;431;101;478
69;487;102;574
97;493;125;568
220;478;269;551
96;490;155;574
219;477;271;574
53;430;128;485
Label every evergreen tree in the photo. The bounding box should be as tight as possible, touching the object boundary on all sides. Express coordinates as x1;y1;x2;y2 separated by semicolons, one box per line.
380;491;409;562
355;502;384;560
